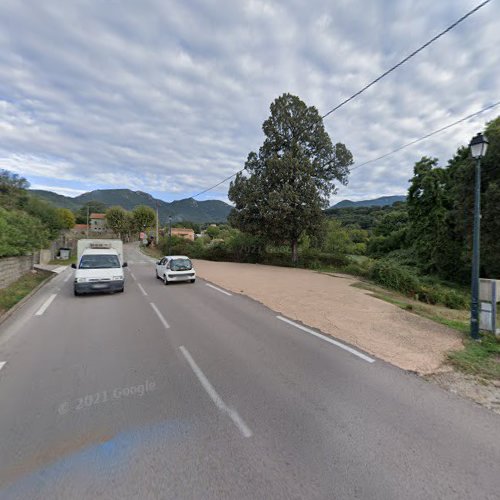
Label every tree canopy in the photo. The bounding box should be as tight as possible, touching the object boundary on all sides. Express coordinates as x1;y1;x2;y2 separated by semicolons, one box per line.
228;93;353;262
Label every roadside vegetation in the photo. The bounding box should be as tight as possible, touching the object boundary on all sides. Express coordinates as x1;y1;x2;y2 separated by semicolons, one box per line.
0;170;75;257
0;270;52;315
151;105;500;378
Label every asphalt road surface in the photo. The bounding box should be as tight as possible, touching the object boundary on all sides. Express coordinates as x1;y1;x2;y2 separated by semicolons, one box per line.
0;244;498;499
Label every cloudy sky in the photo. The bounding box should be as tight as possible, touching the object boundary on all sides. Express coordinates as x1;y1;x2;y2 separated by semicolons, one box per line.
1;0;499;204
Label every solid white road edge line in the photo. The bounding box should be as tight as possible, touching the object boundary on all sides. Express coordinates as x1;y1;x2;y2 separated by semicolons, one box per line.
0;362;6;371
150;303;170;329
206;283;232;296
277;316;375;363
137;283;148;296
130;272;137;281
63;272;71;282
35;294;57;316
179;346;252;438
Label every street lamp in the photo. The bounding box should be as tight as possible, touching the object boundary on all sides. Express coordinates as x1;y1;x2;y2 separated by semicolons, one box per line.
469;132;489;340
167;216;172;255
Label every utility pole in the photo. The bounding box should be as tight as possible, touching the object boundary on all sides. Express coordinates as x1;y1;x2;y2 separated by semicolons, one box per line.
156;202;159;246
167;216;172;255
86;205;90;238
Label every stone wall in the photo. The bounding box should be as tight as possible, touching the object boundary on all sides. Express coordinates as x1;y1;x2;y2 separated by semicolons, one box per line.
0;254;37;289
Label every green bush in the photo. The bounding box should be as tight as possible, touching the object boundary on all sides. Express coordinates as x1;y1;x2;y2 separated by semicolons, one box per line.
370;260;421;296
442;289;469;310
415;284;445;305
0;207;49;257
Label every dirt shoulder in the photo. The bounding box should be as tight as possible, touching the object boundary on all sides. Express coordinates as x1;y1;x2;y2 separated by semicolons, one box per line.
193;260;463;375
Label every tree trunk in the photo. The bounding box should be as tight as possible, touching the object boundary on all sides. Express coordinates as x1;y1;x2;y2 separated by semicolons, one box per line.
291;239;298;264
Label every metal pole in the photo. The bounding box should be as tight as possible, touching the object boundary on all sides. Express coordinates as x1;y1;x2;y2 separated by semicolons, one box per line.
86;205;89;238
168;216;172;255
155;203;159;246
470;157;481;340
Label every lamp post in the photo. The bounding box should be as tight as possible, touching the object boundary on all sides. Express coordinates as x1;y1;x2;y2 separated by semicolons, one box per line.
469;132;489;340
167;216;172;255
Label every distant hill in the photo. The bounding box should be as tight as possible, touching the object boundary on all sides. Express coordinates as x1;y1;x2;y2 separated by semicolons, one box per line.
332;195;405;209
30;188;232;223
30;190;82;211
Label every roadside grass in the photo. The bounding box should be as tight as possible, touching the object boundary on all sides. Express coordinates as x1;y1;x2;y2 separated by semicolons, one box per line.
140;245;162;259
0;270;52;315
447;335;500;380
352;281;470;332
352;280;500;381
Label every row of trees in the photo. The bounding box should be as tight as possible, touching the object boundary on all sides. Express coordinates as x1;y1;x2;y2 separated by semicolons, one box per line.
358;115;500;282
225;92;499;286
0;170;76;257
105;205;156;240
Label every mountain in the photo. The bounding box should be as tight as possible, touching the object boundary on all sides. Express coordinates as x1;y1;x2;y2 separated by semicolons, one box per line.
30;189;232;223
30;190;82;210
332;195;406;209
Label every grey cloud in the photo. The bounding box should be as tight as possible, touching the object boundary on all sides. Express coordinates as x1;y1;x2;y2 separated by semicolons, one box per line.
0;0;498;203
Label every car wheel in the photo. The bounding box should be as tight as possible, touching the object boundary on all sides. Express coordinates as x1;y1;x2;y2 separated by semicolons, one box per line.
156;270;160;279
119;287;124;293
190;279;195;283
74;289;80;296
163;275;169;285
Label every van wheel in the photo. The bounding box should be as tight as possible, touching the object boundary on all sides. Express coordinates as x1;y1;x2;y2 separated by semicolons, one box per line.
163;275;169;285
190;279;195;283
74;289;80;296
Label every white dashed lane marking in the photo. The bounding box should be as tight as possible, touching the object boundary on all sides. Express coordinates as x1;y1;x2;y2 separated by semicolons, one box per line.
277;316;375;363
179;346;252;438
206;284;232;296
35;294;57;316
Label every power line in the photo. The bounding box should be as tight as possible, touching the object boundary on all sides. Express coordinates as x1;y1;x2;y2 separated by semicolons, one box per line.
350;100;500;171
191;0;491;198
191;171;242;198
321;0;491;120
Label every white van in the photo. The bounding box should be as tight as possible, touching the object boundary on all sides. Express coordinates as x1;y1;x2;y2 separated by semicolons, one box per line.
72;240;127;296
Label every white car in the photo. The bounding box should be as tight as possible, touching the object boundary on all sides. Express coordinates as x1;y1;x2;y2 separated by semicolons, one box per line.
155;255;196;285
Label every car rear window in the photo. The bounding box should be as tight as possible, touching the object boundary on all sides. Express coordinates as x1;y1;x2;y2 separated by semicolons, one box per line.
170;258;192;271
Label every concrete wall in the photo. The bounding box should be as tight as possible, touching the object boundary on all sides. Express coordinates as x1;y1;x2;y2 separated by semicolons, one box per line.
0;254;36;289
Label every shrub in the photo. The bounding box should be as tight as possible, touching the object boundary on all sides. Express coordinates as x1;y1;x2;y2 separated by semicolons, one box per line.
442;289;469;310
370;260;421;296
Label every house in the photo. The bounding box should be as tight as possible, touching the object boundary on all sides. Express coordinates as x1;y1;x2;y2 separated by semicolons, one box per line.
170;227;195;241
90;213;106;232
72;223;88;235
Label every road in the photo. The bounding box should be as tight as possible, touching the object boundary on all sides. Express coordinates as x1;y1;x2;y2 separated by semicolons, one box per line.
0;244;498;499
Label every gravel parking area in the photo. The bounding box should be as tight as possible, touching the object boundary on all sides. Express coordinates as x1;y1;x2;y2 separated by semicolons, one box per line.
193;260;463;375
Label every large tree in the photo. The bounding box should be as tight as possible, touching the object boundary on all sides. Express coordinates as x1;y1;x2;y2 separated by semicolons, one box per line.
132;205;156;231
406;157;450;273
228;93;353;262
106;206;129;239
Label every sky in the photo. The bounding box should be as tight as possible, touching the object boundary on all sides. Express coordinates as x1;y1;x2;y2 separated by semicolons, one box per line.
0;0;499;205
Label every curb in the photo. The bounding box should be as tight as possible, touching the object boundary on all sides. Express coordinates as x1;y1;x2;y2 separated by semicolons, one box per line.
0;271;58;328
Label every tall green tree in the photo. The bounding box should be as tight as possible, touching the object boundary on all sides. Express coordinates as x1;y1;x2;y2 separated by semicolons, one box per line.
407;157;450;273
229;93;353;262
106;206;129;239
132;205;156;231
0;170;30;209
56;208;76;229
24;196;65;239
